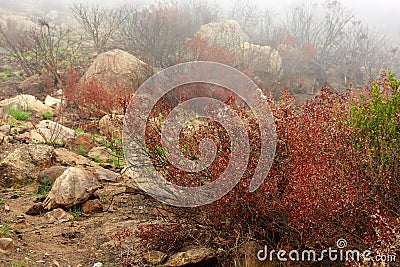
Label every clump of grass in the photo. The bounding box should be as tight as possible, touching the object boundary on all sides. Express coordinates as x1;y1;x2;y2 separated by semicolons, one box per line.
1;70;11;81
100;195;110;204
6;116;18;128
92;156;102;163
111;157;123;169
11;183;21;189
0;70;20;82
75;128;84;135
7;107;30;121
34;181;53;201
0;223;10;237
77;145;86;156
68;205;82;221
9;260;27;267
41;111;53;119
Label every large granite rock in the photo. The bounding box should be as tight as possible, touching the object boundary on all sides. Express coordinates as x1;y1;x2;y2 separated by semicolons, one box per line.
43;166;101;210
0;144;54;187
195;20;249;49
81;49;154;94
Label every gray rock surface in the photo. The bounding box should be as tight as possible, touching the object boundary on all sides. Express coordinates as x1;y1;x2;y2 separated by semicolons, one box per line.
0;144;54;187
0;94;53;116
195;20;249;48
163;247;215;267
43;167;101;210
30;120;76;145
235;42;283;78
81;49;154;95
0;238;14;254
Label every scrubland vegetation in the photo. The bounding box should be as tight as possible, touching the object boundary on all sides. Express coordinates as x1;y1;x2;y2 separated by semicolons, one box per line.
0;0;399;266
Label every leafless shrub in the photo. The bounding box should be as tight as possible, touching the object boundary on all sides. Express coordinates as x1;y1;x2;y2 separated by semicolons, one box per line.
336;20;388;86
116;0;221;68
118;4;186;67
0;19;79;84
71;2;129;54
228;0;269;44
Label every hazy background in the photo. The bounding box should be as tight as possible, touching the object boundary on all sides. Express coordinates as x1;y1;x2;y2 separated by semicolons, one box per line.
1;0;399;44
264;0;400;43
0;0;399;91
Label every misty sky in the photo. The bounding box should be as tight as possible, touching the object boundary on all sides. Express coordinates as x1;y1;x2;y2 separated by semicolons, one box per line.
1;0;399;43
247;0;399;41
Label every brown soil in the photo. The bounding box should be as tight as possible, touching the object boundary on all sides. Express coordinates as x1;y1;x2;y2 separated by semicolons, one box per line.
0;178;168;266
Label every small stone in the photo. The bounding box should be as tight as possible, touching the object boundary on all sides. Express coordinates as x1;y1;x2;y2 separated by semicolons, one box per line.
0;238;14;254
88;146;115;164
0;124;10;135
26;203;45;216
10;125;29;135
0;134;12;145
163;247;215;267
3;205;10;212
52;259;60;267
143;250;167;265
44;208;72;223
43;167;100;210
13;219;30;230
38;166;67;185
82;199;103;214
44;95;62;109
93;263;103;267
52;148;88;166
92;167;121;183
30;120;76;145
65;134;96;156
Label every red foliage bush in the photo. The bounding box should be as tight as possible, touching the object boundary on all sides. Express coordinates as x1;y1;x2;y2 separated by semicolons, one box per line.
268;89;368;248
125;69;399;265
183;35;237;66
284;35;299;47
63;66;131;119
135;223;196;253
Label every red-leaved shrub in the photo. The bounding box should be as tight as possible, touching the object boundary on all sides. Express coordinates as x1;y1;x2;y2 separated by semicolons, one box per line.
63;66;131;119
126;72;400;266
183;35;237;66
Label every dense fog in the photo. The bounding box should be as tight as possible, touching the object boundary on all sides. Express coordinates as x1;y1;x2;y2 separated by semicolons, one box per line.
0;1;399;266
1;0;399;94
1;0;399;42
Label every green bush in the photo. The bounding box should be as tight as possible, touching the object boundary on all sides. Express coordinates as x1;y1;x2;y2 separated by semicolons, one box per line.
347;72;399;175
346;72;400;230
41;111;53;119
7;107;30;121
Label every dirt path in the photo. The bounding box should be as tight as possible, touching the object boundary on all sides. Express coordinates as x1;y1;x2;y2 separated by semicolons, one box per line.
0;179;165;267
